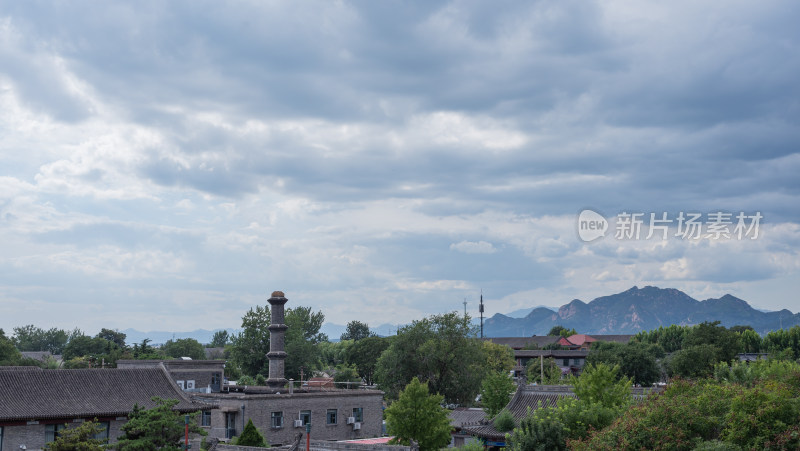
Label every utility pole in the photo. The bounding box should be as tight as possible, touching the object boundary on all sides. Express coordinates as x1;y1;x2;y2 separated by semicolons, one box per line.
479;291;484;339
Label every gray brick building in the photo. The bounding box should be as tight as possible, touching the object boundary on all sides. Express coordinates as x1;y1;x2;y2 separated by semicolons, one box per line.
0;366;212;450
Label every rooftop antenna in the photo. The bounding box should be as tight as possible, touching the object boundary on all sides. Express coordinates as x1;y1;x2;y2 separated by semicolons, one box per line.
479;290;485;339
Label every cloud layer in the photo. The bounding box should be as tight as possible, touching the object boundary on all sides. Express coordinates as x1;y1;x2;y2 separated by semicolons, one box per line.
1;1;799;333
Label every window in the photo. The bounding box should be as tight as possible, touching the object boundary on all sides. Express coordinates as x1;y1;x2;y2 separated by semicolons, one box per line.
225;412;237;439
271;411;283;429
212;373;221;385
352;407;363;423
202;411;212;427
562;359;569;366
300;410;311;426
93;421;110;441
45;423;67;443
327;409;337;425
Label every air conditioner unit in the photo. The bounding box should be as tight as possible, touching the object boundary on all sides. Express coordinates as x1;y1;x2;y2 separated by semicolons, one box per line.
346;417;356;425
186;380;195;389
353;422;361;430
294;420;303;428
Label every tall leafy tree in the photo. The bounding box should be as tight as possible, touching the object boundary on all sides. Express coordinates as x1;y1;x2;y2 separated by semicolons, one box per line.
284;306;327;380
340;320;375;341
229;305;271;377
375;312;485;405
161;338;205;360
480;371;516;417
96;328;127;348
116;397;206;450
385;377;453;451
12;325;77;354
347;336;391;385
209;330;230;348
0;328;23;365
526;357;562;385
482;340;516;374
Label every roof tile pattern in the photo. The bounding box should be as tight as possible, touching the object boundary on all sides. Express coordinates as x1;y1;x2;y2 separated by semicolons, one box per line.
0;366;208;421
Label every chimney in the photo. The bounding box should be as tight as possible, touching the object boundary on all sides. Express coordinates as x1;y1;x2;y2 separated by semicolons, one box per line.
267;291;289;388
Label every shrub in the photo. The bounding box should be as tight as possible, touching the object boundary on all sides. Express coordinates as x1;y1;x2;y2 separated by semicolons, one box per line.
494;409;515;432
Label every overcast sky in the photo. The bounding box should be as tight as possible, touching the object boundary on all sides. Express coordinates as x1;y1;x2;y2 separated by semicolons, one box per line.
1;1;799;335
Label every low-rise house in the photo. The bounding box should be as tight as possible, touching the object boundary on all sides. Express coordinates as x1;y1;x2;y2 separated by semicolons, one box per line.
0;366;213;450
449;407;487;447
484;336;560;350
512;349;589;378
194;384;384;445
117;359;226;393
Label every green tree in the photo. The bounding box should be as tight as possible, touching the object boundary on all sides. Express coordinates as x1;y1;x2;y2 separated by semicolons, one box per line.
347;336;391;385
233;419;267;447
62;335;116;361
508;408;567;451
683;321;740;363
229;305;271;377
12;325;76;354
161;338;205;360
209;330;230;348
96;328;127;349
333;364;362;388
0;328;23;365
132;338;163;360
284;306;327;380
375;312;485;404
481;371;516;417
571;363;632;409
385;377;452;451
44;420;106;450
738;328;762;354
318;340;353;369
548;326;577;337
525;357;562;385
493;409;515;432
587;342;663;386
340;320;375;341
482;340;516;374
667;344;719;378
116;397;206;450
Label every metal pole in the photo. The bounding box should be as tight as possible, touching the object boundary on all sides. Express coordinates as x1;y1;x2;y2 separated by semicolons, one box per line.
540;355;544;383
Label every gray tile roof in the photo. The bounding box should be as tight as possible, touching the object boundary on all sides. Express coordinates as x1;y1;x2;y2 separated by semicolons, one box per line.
449;407;487;428
484;337;559;350
0;366;211;422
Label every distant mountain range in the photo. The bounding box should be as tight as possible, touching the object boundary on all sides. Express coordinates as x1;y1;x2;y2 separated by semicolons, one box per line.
483;286;799;336
120;286;796;345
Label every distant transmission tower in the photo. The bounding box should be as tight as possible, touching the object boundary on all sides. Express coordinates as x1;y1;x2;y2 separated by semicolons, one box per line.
479;291;485;339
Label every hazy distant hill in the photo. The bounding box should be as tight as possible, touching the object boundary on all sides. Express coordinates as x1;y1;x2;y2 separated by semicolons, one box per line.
483;286;799;336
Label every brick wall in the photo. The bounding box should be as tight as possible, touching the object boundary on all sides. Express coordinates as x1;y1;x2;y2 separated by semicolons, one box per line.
196;390;385;446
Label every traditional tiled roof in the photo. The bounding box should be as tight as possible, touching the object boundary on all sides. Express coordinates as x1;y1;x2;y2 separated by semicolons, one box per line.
463;384;662;441
449;407;487;429
565;334;597;346
589;334;635;343
513;349;589;359
0;366;211;422
462;385;574;440
484;336;559;350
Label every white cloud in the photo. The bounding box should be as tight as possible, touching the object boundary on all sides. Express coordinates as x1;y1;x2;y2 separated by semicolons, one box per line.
450;240;497;254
